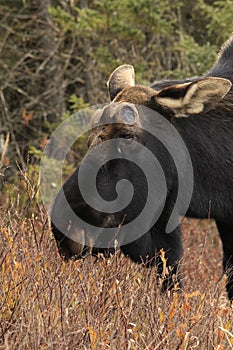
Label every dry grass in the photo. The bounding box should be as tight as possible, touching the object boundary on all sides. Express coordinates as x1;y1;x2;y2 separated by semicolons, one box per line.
0;178;233;350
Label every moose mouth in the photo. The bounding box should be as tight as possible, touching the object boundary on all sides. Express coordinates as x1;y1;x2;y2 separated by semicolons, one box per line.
67;214;118;260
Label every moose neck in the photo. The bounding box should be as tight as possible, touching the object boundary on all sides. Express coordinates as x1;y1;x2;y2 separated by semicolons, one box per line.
174;102;233;220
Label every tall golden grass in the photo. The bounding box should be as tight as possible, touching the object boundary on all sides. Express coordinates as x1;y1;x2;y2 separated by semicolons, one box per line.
0;171;232;349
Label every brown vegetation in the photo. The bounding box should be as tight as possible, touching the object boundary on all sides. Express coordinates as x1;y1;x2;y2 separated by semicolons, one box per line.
1;173;232;350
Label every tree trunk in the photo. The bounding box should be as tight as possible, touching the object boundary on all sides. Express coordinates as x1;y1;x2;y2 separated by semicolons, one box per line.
35;0;66;123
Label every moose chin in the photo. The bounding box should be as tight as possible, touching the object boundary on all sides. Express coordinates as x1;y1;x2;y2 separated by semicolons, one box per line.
51;35;233;301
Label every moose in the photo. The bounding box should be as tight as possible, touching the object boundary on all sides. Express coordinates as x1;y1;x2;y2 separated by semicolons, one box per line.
51;36;233;300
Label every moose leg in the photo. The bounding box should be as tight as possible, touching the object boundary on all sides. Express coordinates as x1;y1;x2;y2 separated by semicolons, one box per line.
154;225;183;292
216;221;233;301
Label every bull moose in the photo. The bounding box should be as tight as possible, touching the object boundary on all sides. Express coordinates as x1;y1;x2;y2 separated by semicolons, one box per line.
51;36;233;300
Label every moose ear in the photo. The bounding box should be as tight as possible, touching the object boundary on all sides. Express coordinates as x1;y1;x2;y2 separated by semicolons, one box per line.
107;64;135;101
154;77;232;117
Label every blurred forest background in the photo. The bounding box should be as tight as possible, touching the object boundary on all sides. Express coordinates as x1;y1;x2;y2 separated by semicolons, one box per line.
0;0;233;182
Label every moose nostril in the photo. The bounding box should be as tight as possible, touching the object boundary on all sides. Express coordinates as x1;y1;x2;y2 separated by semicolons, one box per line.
81;246;92;258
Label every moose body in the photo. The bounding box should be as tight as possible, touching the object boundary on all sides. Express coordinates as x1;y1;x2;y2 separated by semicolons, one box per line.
51;36;233;300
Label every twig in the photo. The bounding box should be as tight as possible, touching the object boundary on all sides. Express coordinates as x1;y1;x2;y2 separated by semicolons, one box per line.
108;214;127;250
0;132;10;162
0;91;22;161
58;277;64;339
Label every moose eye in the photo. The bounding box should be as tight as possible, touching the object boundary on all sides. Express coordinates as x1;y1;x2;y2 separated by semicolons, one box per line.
120;105;136;124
